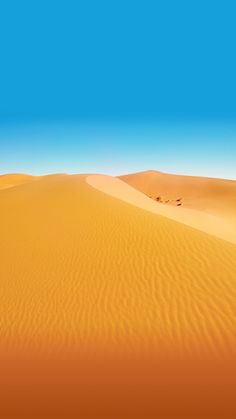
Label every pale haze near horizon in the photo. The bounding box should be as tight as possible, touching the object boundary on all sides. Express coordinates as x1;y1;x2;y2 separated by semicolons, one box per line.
1;120;236;180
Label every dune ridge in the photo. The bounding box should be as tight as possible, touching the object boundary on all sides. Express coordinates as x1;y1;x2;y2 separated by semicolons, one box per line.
87;174;236;244
119;170;236;222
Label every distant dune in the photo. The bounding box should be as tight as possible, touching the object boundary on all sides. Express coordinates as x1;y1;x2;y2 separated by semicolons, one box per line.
119;170;236;222
1;172;236;418
0;173;36;190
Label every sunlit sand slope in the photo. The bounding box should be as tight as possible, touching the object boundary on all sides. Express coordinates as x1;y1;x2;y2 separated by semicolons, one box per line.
119;170;236;223
88;175;236;244
0;173;236;356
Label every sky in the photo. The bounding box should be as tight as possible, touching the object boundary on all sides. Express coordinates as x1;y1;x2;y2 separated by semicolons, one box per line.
0;0;236;178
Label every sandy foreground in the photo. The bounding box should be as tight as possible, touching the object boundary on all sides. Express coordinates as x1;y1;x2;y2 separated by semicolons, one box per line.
0;172;236;418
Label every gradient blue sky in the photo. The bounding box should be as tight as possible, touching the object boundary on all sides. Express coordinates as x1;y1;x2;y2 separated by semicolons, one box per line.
0;1;236;178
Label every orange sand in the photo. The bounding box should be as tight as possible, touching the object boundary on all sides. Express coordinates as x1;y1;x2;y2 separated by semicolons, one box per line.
1;172;236;418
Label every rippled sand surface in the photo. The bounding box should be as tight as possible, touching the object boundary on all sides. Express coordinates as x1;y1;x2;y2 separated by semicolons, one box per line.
1;173;236;418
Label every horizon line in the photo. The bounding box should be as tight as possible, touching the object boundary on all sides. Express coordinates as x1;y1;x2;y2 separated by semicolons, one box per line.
1;169;236;182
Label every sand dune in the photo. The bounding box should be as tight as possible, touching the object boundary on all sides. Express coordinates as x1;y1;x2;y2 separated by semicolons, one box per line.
0;173;236;354
1;172;236;417
0;173;36;190
120;170;236;223
87;174;236;244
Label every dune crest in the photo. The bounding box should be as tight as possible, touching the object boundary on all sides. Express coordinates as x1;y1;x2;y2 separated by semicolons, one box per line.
120;170;236;221
87;174;236;244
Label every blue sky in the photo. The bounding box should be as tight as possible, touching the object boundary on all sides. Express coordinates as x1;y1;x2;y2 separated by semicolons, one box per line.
0;1;236;178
